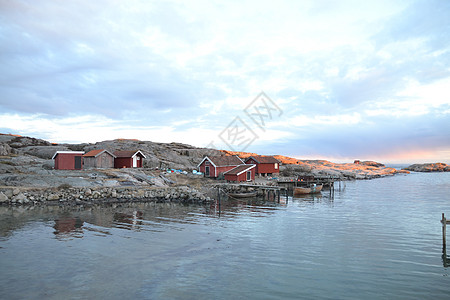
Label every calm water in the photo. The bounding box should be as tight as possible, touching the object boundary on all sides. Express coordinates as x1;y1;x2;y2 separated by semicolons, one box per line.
1;172;450;299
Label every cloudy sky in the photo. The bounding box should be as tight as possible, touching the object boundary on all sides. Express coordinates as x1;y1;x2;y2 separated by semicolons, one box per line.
1;0;449;163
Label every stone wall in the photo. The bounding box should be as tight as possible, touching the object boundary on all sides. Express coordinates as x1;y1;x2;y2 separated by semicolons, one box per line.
0;186;211;205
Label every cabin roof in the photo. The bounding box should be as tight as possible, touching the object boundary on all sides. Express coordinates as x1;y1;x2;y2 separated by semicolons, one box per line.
83;149;116;158
51;151;84;160
245;155;280;164
113;150;146;159
224;164;256;176
197;155;243;168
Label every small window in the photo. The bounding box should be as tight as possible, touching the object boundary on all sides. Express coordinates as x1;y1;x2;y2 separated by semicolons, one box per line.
137;156;140;160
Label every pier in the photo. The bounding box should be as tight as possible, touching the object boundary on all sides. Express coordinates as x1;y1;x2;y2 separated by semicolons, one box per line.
236;184;288;203
277;175;341;197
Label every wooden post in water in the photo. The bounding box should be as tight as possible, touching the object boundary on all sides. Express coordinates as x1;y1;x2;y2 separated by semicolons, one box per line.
442;213;447;248
217;188;221;216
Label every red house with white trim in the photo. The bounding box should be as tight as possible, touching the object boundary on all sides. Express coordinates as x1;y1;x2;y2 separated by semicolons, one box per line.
197;155;243;178
114;150;146;168
224;164;256;182
244;155;280;176
52;151;84;170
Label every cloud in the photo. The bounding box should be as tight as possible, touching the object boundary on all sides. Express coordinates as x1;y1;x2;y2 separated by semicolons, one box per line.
0;0;449;162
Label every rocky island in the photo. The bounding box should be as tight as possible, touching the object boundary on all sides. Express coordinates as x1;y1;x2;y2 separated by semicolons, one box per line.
403;163;449;172
0;133;410;205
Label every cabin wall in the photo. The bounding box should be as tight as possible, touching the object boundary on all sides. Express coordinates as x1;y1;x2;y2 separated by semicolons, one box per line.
115;157;132;168
85;153;114;168
258;163;279;174
224;168;255;182
55;154;83;170
199;162;215;177
98;152;114;168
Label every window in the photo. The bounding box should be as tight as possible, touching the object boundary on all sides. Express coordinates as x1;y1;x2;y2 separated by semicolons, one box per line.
274;163;278;169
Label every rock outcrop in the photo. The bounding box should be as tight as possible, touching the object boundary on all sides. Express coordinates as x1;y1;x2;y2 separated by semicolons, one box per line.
403;163;449;172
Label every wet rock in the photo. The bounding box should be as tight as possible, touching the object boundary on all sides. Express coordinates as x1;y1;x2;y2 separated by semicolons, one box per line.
47;194;60;201
0;192;9;202
13;193;26;202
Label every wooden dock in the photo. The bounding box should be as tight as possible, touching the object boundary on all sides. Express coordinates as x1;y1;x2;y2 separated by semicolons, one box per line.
236;184;288;203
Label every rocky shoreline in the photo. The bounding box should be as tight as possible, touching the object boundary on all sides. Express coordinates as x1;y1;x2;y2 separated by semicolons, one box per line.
0;186;212;206
2;133;447;207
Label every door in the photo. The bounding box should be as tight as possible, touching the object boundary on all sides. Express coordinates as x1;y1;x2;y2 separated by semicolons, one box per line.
205;166;210;176
246;171;251;181
133;156;137;167
74;156;82;170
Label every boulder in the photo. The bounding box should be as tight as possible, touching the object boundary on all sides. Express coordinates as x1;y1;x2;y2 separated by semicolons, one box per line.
47;194;60;201
0;143;13;156
0;192;9;202
13;193;26;202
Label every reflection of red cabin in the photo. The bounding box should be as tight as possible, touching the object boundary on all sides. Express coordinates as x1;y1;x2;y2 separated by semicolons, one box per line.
114;150;146;168
224;164;256;182
52;151;84;170
244;155;280;176
197;155;243;178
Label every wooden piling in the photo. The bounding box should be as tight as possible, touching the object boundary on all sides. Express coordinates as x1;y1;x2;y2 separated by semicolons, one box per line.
442;213;448;248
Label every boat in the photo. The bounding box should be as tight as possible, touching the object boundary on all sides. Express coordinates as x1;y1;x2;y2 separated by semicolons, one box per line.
294;184;323;195
228;192;258;198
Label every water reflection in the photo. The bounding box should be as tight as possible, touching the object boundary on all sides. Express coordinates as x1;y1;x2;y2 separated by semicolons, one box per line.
443;246;450;268
53;217;84;239
0;198;287;240
113;211;144;230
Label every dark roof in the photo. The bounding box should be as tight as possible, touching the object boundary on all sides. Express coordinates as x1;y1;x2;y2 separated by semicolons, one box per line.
83;149;115;157
245;155;280;164
113;150;146;158
224;164;255;175
207;155;243;166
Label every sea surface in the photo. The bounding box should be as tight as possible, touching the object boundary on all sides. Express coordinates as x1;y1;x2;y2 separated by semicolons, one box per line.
1;172;449;299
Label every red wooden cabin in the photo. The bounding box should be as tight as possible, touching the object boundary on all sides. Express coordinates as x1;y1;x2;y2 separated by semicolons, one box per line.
114;150;146;168
224;164;256;182
52;151;85;170
244;155;280;176
197;155;243;178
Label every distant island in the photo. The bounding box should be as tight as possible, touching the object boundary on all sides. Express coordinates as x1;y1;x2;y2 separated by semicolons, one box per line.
403;163;449;172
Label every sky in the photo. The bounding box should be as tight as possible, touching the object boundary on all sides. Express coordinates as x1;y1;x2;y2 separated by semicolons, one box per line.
0;0;449;163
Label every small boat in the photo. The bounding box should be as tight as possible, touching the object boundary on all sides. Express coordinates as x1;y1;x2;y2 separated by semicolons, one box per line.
228;192;258;198
294;184;323;195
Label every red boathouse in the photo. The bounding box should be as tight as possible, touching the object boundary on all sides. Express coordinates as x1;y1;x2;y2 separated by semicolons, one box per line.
197;155;243;178
114;150;146;168
224;164;256;182
244;155;280;176
52;151;85;170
